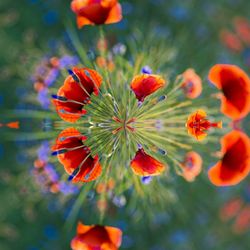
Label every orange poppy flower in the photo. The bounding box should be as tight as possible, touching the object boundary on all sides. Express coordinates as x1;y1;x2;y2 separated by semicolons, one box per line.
208;64;250;120
52;128;102;183
130;148;165;176
186;109;222;141
208;130;250;186
130;74;166;102
71;221;122;250
52;67;102;123
181;151;202;182
71;0;122;28
181;69;202;99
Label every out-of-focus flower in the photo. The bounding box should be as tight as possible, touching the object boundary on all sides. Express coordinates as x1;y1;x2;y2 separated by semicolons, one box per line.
208;130;250;186
97;199;108;213
0;121;19;129
181;69;202;99
208;64;250;120
59;55;79;68
233;204;250;234
186;109;222;141
37;88;50;109
52;128;102;183
33;141;79;195
142;176;153;184
233;17;250;45
96;178;115;194
112;43;126;55
130;148;165;176
96;56;115;72
181;151;202;182
52;67;102;122
71;0;123;28
130;74;166;102
220;30;243;53
141;66;153;75
32;161;60;194
71;221;122;250
32;57;60;92
220;197;243;221
97;38;108;52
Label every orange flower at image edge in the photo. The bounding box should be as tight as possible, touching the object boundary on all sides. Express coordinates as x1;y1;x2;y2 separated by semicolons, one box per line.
208;64;250;120
52;128;102;182
208;130;250;186
71;0;123;28
71;222;122;250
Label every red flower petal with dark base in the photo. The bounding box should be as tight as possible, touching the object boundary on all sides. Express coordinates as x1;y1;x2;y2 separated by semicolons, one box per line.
52;67;102;123
208;64;250;120
71;222;122;250
208;130;250;186
130;74;166;102
181;69;202;99
130;148;165;176
71;0;122;28
52;128;102;183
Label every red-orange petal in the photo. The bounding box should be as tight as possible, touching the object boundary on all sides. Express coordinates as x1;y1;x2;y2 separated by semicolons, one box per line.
73;155;102;183
208;64;250;120
104;3;122;24
104;226;122;248
208;130;250;186
71;0;121;27
130;74;166;102
71;222;122;250
77;15;94;28
130;148;165;176
52;128;102;183
77;222;94;235
181;69;202;99
53;67;102;122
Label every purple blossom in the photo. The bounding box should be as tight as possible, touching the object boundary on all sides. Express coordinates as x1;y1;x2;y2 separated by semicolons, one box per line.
37;88;50;109
44;68;59;86
59;55;79;68
142;176;153;184
113;43;127;55
142;65;153;74
59;182;79;195
37;141;50;162
45;164;59;182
